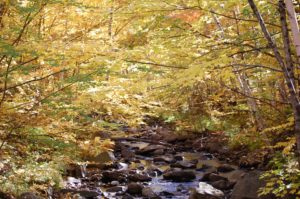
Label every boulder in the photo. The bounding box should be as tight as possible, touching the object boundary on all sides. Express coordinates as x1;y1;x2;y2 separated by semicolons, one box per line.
217;164;235;173
189;182;224;199
120;145;135;161
127;183;144;195
210;180;235;190
231;170;273;199
106;186;123;192
142;187;161;199
202;173;228;182
128;173;152;182
153;149;165;155
163;170;196;182
102;171;127;183
219;169;245;184
111;181;119;186
147;166;164;177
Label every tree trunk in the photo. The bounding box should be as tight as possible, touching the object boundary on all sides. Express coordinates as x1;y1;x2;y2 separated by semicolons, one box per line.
285;0;300;59
279;0;300;160
285;0;300;108
248;0;300;160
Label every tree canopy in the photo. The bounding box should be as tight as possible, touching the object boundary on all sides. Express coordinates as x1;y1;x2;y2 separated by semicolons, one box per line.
1;0;300;198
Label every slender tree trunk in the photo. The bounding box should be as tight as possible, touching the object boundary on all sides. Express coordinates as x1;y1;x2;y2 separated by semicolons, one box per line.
211;11;225;39
106;0;115;82
108;0;115;46
233;8;264;130
0;2;6;29
237;71;264;130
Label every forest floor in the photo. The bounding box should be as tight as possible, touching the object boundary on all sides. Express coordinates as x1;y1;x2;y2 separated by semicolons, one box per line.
52;119;272;199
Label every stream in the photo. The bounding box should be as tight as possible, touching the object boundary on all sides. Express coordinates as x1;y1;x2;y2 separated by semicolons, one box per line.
55;131;265;199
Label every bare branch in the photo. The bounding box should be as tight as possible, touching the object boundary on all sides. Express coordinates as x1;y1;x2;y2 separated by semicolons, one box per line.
123;60;188;69
0;69;68;92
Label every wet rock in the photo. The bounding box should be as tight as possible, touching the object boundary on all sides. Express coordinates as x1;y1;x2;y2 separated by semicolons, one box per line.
142;187;161;199
60;189;100;198
120;144;135;161
102;171;127;183
202;173;228;182
189;182;224;199
174;155;183;161
137;145;166;156
111;181;120;186
107;186;123;192
147;166;164;177
77;190;101;198
18;192;40;199
127;183;144;195
217;164;235;172
209;180;235;190
163;170;196;182
153;149;165;155
171;161;196;169
201;159;221;169
122;193;134;199
128;173;151;182
160;191;174;197
90;174;101;181
176;184;185;192
153;156;174;163
202;153;214;159
231;170;273;199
